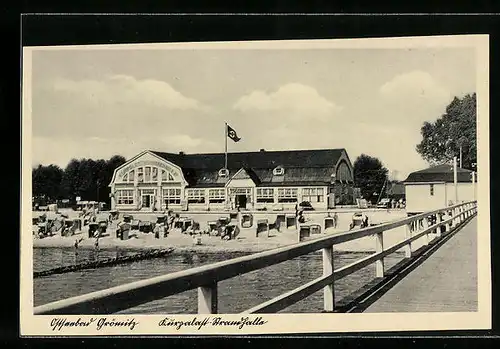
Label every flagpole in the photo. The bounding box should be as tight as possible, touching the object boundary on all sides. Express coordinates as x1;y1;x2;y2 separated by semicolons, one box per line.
224;122;228;169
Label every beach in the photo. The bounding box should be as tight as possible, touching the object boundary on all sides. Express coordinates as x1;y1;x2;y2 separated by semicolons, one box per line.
30;208;432;254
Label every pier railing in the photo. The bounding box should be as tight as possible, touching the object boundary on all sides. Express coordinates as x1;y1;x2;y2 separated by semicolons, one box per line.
34;201;477;315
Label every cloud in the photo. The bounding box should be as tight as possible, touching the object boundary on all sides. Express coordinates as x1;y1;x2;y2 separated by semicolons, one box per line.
31;135;218;168
233;83;342;120
379;70;451;105
51;75;208;111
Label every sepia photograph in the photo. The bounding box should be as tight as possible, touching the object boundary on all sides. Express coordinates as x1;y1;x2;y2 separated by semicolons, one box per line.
21;34;491;335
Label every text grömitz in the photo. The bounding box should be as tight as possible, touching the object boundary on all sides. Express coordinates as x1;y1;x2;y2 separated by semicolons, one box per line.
50;317;138;331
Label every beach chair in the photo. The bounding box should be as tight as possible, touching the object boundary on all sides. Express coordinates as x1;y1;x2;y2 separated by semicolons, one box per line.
116;222;131;239
256;219;270;237
275;214;286;231
298;224;311;242
183;219;193;232
88;222;99;238
154;223;166;239
218;216;230;226
285;214;296;229
310;223;322;235
156;215;167;225
139;221;153;233
130;219;140;231
324;217;335;230
240;213;253;228
220;224;236;240
207;221;218;235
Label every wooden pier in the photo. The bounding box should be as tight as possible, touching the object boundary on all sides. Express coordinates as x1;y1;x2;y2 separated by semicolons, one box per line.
33;201;477;315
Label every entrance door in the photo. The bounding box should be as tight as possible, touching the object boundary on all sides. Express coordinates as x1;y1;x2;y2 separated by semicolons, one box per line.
140;189;156;209
142;194;151;208
236;194;247;209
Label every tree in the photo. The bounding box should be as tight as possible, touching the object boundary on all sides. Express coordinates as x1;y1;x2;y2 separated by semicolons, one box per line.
416;93;477;170
60;155;127;205
32;164;64;204
353;154;389;203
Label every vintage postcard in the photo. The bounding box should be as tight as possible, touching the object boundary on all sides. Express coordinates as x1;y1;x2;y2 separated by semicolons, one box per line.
21;34;491;336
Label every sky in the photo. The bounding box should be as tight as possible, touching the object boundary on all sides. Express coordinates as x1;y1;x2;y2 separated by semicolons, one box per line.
29;42;476;180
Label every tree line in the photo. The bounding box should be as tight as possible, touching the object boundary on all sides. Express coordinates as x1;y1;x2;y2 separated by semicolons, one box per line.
352;93;476;203
32;155;126;206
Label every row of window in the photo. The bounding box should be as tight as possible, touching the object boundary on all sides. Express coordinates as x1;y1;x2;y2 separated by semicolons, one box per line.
121;166;176;183
116;188;325;205
217;167;285;178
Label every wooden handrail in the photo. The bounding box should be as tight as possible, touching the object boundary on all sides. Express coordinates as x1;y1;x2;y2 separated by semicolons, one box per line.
34;201;477;315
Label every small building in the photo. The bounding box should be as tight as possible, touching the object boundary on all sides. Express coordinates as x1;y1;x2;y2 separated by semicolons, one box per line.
108;148;356;212
403;164;475;215
386;181;406;201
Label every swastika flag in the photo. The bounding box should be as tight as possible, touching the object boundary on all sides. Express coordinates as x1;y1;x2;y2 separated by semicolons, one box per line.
227;124;241;142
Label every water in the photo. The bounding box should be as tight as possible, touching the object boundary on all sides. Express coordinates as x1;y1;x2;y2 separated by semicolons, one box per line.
33;247;405;314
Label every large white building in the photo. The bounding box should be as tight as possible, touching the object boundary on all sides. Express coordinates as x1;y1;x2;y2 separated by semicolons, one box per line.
404;164;476;215
108;148;356;212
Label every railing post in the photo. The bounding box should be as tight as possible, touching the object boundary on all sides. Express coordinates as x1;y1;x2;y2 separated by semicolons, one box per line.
437;213;442;238
446;211;451;232
405;223;412;258
322;246;335;312
198;283;218;314
375;232;384;277
423;217;430;245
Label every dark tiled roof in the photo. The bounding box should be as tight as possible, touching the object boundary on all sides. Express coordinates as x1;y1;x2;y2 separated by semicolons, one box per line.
151;149;345;169
150;149;346;187
404;164;474;183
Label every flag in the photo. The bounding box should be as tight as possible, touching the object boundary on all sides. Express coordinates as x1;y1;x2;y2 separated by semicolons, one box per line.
227;124;241;142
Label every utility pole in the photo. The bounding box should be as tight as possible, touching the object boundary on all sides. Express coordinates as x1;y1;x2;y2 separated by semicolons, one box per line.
472;171;476;200
459;145;463;168
453;156;458;203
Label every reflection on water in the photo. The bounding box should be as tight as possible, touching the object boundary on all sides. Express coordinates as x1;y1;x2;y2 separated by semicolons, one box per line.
33;247;404;314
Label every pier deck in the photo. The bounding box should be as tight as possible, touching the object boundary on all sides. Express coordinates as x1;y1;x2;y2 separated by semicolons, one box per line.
365;217;477;313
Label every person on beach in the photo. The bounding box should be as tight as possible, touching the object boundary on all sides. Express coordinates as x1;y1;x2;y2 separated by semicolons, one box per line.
333;212;338;228
74;236;84;253
297;210;306;224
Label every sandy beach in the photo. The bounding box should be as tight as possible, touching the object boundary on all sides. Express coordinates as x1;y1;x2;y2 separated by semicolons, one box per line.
30;208;434;254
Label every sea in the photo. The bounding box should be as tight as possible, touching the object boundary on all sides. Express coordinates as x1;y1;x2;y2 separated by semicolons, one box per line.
33;247;405;314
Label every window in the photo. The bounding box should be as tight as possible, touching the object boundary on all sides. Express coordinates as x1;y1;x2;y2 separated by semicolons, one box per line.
218;168;229;177
273;166;284;176
152;167;158;182
187;189;206;204
137;168;144;183
302;188;324;203
128;169;135;183
162;188;181;205
209;189;226;203
430;184;434;196
278;188;298;203
229;188;252;196
256;188;274;203
116;190;134;205
145;167;151;182
122;172;128;182
161;170;175;182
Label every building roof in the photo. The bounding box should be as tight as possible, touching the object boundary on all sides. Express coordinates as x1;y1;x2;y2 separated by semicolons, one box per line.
404;164;474;183
150;149;348;187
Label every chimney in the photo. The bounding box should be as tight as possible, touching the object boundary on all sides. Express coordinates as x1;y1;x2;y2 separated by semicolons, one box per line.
179;151;185;155
260;148;265;152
